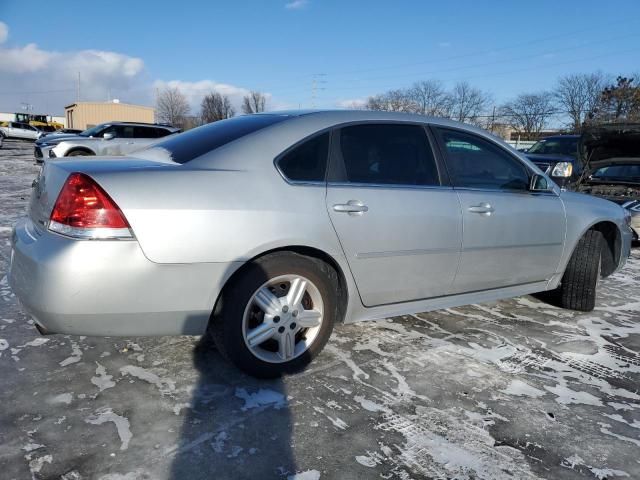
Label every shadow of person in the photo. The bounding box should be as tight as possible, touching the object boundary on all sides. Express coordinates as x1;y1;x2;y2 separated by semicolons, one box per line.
170;258;299;479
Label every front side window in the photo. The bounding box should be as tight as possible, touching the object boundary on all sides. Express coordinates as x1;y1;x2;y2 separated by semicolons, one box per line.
592;164;640;182
335;124;440;186
278;132;329;182
437;128;530;191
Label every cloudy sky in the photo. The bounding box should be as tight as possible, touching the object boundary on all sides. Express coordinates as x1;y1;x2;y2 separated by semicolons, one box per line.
1;0;639;116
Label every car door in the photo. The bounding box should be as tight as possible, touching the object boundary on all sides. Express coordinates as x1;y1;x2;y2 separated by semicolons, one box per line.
99;125;134;155
325;123;462;307
433;127;565;293
11;123;26;139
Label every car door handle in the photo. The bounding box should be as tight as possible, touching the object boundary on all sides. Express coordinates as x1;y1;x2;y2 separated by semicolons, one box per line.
333;200;369;215
468;203;495;215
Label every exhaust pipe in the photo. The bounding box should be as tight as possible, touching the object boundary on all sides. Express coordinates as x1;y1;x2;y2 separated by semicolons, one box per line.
35;323;51;335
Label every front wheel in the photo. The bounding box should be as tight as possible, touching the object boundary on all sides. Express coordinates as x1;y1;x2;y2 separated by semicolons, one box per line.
556;230;603;311
210;252;338;378
67;150;91;156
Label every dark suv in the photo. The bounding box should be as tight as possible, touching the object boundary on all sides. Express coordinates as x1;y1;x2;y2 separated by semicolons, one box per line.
525;135;581;187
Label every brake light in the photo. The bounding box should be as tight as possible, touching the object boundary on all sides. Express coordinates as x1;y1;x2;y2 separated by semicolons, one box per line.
49;172;132;239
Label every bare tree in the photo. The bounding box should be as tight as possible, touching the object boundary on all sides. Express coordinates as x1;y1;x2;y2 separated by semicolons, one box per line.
201;92;235;123
500;92;554;140
241;91;267;114
156;87;190;128
446;82;491;126
366;89;416;112
594;75;640;123
407;80;450;116
554;72;605;132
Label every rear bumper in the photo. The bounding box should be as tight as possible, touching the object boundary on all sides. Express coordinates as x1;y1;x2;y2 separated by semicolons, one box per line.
9;217;241;336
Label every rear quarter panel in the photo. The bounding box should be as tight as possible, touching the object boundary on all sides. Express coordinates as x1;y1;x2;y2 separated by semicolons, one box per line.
90;141;345;265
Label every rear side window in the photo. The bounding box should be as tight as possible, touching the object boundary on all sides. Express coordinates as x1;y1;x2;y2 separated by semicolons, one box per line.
436;128;530;191
133;126;157;138
334;124;440;186
277;132;329;182
149;115;290;164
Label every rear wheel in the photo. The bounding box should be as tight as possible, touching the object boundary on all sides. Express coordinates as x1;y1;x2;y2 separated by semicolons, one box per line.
210;252;338;378
557;230;603;311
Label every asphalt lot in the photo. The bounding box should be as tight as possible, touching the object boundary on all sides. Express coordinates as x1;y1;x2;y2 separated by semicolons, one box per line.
0;138;639;480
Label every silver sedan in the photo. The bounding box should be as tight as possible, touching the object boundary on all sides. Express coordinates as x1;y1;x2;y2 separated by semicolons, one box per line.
9;110;633;377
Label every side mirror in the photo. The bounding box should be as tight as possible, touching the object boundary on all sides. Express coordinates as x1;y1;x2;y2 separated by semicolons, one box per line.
103;132;115;140
530;173;552;192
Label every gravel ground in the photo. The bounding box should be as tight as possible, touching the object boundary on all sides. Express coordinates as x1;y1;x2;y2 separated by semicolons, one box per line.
0;138;639;480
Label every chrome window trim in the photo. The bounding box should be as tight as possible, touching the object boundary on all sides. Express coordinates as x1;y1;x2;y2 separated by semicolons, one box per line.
327;181;453;191
451;186;558;197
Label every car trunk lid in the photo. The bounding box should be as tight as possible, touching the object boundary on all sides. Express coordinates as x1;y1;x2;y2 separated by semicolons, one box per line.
28;157;176;230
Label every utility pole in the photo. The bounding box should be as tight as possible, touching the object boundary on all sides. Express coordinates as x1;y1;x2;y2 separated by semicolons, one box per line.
77;72;81;102
311;73;327;108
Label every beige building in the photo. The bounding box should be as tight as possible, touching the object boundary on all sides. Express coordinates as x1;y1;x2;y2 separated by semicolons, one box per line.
64;100;155;130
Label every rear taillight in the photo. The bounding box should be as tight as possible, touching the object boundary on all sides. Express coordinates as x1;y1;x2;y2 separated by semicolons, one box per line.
49;172;132;239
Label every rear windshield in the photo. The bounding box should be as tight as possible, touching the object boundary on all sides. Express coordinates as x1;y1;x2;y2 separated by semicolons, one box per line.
147;114;290;164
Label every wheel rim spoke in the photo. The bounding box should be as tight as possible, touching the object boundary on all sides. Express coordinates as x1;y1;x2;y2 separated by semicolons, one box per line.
246;323;276;347
254;287;281;316
287;277;307;307
278;331;296;360
296;309;322;328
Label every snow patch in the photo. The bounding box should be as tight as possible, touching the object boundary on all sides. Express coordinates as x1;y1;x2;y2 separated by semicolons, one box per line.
91;362;116;392
49;392;73;405
119;365;175;394
235;388;286;411
500;380;546;398
287;470;321;480
59;340;82;366
86;408;132;450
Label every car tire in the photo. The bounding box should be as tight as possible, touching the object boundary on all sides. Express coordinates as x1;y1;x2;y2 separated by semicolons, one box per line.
209;252;338;378
67;150;91;156
557;229;603;312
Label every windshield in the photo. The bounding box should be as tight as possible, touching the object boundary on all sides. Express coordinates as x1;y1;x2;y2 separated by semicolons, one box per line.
591;164;640;182
79;124;108;137
528;137;578;157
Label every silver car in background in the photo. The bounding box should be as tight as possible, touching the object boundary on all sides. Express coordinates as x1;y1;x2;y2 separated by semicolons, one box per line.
9;110;633;377
34;122;180;162
0;122;41;141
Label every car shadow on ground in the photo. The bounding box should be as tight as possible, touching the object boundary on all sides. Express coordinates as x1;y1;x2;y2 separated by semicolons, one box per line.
169;335;297;479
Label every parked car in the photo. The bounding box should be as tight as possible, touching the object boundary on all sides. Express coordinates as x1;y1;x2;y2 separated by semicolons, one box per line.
39;128;84;139
525;135;581;188
575;123;640;241
0;121;41;141
34;122;180;162
9;111;632;377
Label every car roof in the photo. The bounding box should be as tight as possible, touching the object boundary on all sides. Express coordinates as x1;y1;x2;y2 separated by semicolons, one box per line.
256;109;497;136
106;121;180;131
537;134;580;140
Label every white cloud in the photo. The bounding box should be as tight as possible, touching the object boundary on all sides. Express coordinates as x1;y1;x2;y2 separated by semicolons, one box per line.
0;22;282;117
0;22;8;44
285;0;308;10
0;26;147;113
336;98;367;109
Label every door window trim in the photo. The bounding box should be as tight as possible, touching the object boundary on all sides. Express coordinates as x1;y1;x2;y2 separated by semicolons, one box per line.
326;120;449;190
430;125;557;196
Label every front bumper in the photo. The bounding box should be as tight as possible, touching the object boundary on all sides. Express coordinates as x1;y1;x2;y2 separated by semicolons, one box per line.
9;217;240;336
